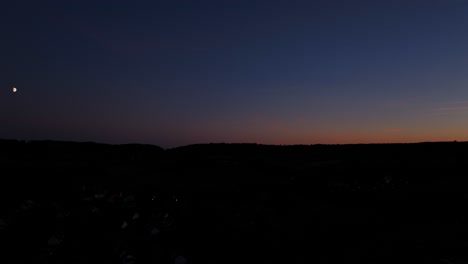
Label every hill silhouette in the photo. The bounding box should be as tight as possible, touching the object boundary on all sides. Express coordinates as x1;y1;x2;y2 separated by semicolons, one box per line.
1;139;468;263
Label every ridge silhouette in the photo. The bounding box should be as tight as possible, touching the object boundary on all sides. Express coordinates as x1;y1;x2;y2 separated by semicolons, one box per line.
1;139;468;263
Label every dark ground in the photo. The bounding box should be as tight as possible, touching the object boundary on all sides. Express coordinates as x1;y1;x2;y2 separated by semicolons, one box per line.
1;139;468;263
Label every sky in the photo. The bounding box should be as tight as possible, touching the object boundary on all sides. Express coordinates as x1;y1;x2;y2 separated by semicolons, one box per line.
2;0;468;148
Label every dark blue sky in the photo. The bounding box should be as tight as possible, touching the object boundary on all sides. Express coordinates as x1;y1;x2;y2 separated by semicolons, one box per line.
2;0;468;147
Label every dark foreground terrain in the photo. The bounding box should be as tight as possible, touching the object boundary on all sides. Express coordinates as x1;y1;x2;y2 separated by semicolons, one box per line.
1;139;468;263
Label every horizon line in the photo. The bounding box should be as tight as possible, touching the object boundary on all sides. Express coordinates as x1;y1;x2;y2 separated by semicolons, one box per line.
1;138;464;150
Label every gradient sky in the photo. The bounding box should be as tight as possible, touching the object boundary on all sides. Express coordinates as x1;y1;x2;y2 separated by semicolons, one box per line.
2;0;468;148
